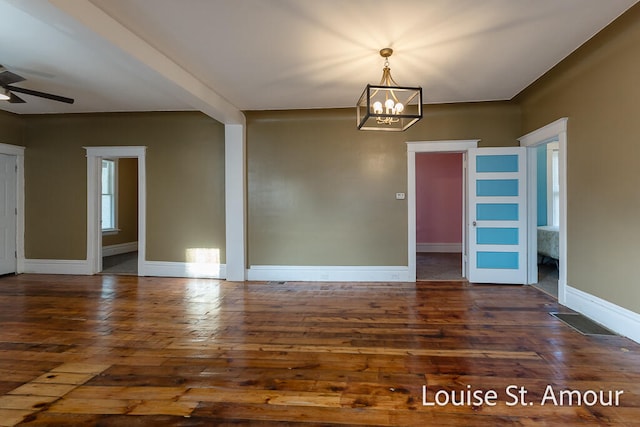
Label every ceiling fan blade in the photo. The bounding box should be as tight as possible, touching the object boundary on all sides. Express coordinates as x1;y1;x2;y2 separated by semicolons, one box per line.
6;85;74;104
0;67;26;86
9;92;26;103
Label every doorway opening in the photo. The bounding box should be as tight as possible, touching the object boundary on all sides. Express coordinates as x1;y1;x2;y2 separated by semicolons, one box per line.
520;118;568;303
407;140;479;282
532;141;559;297
85;146;146;276
415;152;463;281
100;157;139;275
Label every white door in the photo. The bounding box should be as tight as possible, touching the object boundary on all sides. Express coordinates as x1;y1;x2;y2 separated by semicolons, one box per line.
0;154;17;275
468;147;527;284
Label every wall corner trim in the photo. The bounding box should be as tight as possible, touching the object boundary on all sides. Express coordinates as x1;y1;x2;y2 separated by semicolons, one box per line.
565;285;640;344
224;124;247;281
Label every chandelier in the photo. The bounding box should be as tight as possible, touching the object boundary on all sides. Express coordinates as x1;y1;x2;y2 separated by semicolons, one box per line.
356;48;422;131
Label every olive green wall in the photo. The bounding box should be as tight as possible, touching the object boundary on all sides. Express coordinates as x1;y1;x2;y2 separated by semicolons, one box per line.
23;111;226;263
102;158;138;247
246;102;520;266
0;110;24;145
517;3;640;313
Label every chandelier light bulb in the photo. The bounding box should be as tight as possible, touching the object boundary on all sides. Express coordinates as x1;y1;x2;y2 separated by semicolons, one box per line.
385;99;395;110
395;102;404;113
373;101;383;114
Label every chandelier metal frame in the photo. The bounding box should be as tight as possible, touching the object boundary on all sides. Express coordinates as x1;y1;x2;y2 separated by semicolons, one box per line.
356;48;423;132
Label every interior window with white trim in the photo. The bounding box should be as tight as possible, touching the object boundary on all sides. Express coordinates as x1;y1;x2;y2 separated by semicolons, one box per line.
101;158;117;232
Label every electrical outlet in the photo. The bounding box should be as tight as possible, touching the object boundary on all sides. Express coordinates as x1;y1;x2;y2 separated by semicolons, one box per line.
395;192;406;200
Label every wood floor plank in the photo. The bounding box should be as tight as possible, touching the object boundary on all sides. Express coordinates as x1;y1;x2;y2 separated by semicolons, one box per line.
0;409;34;427
29;372;95;386
0;274;638;425
46;397;133;415
0;395;58;411
7;383;76;398
50;363;111;375
127;399;199;416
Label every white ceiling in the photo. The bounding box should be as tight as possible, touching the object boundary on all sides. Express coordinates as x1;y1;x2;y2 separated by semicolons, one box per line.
0;0;637;121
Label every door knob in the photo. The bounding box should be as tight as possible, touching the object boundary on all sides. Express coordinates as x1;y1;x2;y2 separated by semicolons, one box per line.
472;221;477;227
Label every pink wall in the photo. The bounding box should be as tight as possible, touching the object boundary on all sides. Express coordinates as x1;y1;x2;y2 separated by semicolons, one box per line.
416;152;463;244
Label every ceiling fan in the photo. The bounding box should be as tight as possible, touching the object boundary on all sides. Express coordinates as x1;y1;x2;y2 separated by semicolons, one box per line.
0;65;74;104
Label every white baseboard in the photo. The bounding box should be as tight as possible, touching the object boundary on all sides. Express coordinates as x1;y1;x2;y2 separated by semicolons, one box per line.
22;258;227;279
142;261;226;279
565;285;640;344
102;241;138;257
23;259;92;275
416;243;462;253
247;265;410;282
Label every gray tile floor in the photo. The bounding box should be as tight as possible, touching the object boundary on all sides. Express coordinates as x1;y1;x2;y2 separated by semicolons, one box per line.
102;251;138;275
533;259;559;298
416;252;463;281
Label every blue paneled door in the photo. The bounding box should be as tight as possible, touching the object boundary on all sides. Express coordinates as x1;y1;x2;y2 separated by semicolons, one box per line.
468;147;527;284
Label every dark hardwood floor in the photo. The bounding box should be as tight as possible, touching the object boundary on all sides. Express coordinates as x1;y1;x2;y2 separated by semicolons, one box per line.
0;274;638;426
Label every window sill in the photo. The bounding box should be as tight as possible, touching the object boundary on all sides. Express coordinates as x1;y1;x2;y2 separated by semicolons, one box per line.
102;228;120;236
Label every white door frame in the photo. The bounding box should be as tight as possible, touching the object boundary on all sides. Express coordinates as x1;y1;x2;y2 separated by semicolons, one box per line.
518;118;568;304
85;146;146;276
406;140;479;282
0;143;25;273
